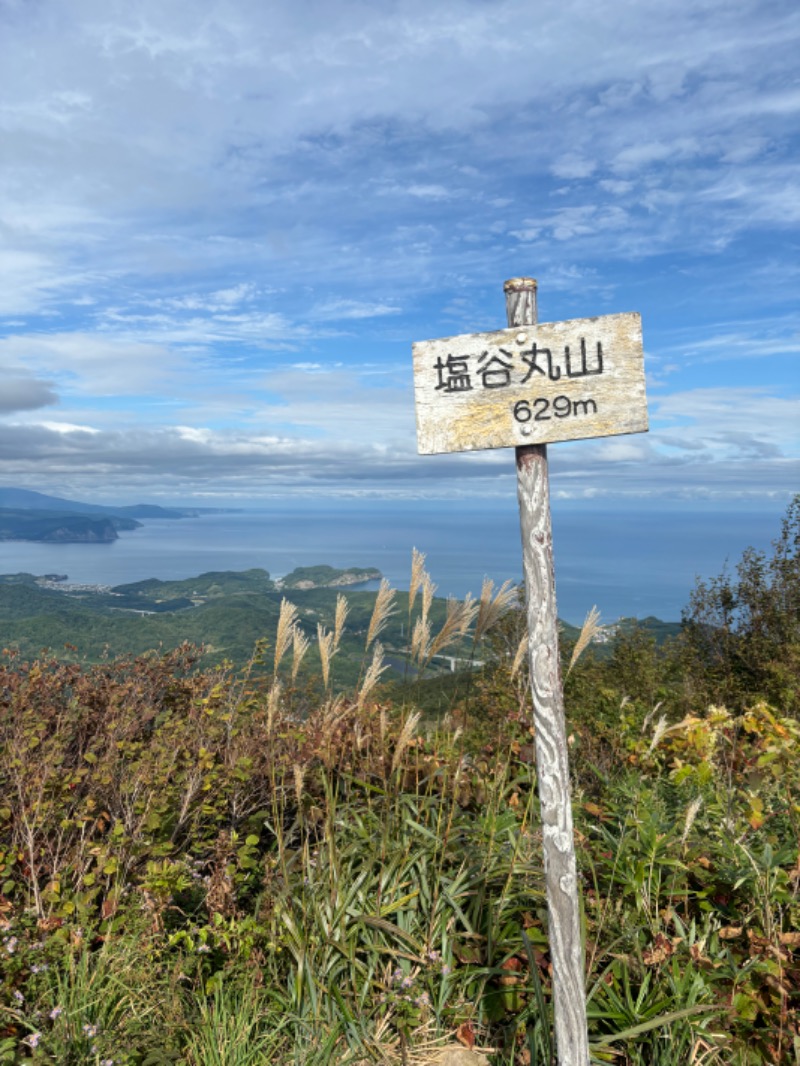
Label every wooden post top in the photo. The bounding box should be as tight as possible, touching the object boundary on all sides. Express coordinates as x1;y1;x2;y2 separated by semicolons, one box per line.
503;277;538;293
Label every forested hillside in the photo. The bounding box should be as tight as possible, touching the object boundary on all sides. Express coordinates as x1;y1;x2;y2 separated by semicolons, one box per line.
0;566;585;686
0;499;797;1065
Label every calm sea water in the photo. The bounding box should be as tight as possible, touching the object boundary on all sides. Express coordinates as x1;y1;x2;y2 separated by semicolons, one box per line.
0;498;787;625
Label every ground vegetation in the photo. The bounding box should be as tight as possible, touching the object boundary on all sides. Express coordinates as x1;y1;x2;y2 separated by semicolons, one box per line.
0;502;798;1064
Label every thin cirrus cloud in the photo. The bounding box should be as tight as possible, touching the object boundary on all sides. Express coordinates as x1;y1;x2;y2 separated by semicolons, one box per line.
0;0;796;503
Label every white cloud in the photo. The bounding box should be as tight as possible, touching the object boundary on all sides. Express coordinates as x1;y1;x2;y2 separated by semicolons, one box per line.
551;156;597;180
37;420;100;435
611;137;702;173
0;0;796;502
0;332;184;395
651;388;800;457
310;299;402;321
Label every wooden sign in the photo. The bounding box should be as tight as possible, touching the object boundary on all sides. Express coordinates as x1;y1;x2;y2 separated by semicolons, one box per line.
413;311;647;455
412;279;650;1065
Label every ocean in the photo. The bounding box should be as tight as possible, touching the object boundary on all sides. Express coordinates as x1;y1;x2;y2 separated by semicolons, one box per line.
0;498;787;625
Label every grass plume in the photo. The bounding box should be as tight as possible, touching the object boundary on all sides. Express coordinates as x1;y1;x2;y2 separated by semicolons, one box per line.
567;604;602;676
333;593;348;652
511;632;529;680
291;625;310;681
408;547;426;616
427;594;478;661
473;578;518;644
390;710;421;774
357;641;387;710
274;598;299;677
366;578;397;649
317;623;335;691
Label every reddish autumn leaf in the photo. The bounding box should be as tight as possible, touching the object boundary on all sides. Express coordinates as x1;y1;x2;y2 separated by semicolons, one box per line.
499;956;524;986
456;1022;475;1049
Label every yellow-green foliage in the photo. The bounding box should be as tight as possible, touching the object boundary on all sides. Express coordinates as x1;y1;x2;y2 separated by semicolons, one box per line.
1;505;799;1065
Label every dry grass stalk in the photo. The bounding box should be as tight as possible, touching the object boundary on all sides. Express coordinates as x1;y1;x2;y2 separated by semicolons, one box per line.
291;624;309;681
408;548;426;614
358;641;388;709
367;578;397;648
648;714;670;754
293;763;306;810
379;704;388;748
353;718;366;750
511;632;529;680
428;594;478;660
420;571;436;627
474;578;518;643
411;616;431;666
324;692;346;722
274;598;299;676
266;680;282;733
317;623;335;690
567;605;602;676
681;795;703;845
642;700;664;733
391;710;421;774
333;593;348;652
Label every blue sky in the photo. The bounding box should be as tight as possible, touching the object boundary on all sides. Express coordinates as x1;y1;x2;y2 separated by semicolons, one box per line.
0;0;798;507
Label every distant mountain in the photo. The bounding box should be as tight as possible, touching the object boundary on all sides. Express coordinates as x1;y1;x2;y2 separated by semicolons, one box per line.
0;487;196;520
0;510;138;543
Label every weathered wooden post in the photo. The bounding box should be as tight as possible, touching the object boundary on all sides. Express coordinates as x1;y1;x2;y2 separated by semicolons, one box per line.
506;277;589;1064
412;279;648;1065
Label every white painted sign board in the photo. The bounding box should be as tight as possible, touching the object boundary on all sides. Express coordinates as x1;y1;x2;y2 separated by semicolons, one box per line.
413;311;648;455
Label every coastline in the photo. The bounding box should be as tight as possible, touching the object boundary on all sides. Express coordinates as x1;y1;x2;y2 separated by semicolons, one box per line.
0;500;785;626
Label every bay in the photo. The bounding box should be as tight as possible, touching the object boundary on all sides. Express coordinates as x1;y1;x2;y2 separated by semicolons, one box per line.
0;498;787;625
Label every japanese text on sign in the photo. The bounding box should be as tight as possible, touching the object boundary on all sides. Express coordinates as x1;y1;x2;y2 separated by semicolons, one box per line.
412;312;648;455
434;337;603;394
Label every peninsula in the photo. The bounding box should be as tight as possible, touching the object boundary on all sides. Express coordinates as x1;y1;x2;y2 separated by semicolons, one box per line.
0;486;198;544
275;565;382;590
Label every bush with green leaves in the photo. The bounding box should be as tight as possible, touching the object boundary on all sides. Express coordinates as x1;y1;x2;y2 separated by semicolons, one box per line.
680;494;800;715
1;537;799;1064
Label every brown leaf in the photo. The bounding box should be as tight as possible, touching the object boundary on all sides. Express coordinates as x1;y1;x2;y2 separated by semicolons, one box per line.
101;895;118;920
456;1022;475;1049
643;932;675;966
37;916;63;933
499;956;524;986
689;942;715;967
718;925;743;940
